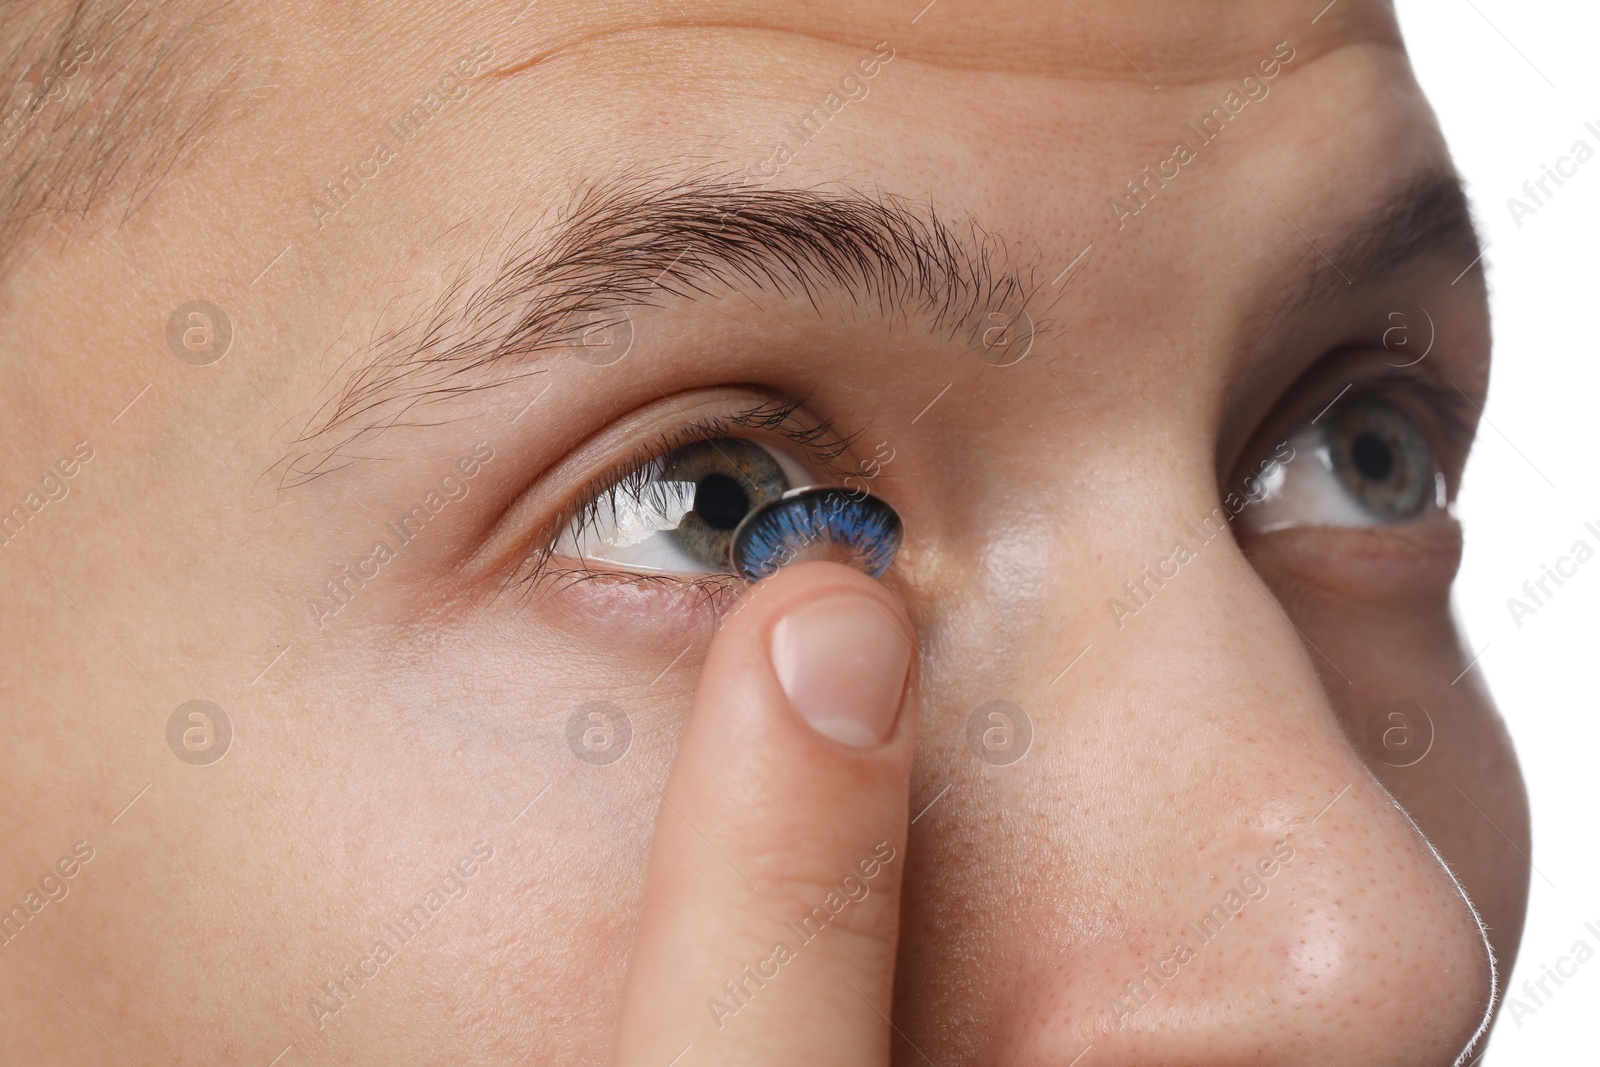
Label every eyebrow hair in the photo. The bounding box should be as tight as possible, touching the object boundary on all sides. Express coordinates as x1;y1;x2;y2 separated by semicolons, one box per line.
1286;168;1482;307
287;173;1044;484
0;0;244;278
289;168;1478;485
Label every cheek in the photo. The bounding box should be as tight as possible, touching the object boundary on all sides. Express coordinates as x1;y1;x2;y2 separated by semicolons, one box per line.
248;622;688;1061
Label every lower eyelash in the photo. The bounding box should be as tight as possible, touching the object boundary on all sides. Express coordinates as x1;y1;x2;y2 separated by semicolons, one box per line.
501;560;744;629
532;561;739;601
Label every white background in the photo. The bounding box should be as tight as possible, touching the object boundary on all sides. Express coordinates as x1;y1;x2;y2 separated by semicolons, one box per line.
1396;0;1599;1058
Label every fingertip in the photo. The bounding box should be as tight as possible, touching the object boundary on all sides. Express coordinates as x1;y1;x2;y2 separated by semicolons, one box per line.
726;561;918;750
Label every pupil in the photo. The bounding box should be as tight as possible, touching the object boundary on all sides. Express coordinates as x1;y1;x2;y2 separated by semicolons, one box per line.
1351;432;1393;480
694;474;750;530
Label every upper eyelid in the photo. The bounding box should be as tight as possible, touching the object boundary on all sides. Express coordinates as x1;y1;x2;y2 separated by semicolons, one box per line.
1339;366;1479;449
1226;357;1480;498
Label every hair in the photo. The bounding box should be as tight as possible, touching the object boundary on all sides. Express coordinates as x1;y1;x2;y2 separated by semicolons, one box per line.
0;0;246;283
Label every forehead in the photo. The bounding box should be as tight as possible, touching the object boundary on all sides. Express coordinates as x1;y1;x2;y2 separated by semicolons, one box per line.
240;0;1433;286
433;0;1417;179
307;3;1426;273
0;0;1427;292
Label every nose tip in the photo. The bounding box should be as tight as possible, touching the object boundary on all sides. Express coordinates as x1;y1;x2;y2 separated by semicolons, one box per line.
1008;788;1495;1067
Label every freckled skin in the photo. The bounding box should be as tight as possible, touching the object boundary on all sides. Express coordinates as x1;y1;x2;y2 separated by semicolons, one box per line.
0;1;1527;1065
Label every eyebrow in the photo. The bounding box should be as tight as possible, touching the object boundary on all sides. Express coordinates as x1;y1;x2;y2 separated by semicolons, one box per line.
1;0;244;279
291;168;1479;485
289;174;1042;484
1276;169;1482;310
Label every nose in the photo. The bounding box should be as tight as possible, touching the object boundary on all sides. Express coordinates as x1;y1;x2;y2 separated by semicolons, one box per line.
1010;780;1495;1065
895;520;1495;1066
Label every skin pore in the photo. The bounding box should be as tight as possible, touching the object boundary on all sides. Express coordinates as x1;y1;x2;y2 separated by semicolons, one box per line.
0;0;1530;1064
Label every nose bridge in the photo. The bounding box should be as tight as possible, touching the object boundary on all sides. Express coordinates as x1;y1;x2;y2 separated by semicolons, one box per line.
938;496;1495;1064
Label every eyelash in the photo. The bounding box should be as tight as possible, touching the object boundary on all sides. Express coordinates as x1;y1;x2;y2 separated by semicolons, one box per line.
1378;362;1474;424
508;397;861;597
1235;359;1479;484
1337;364;1478;464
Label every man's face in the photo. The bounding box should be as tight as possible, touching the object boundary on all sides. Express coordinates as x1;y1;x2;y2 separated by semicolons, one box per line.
0;0;1529;1063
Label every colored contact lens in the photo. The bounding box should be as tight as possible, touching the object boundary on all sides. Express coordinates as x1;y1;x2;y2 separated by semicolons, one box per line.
729;486;903;582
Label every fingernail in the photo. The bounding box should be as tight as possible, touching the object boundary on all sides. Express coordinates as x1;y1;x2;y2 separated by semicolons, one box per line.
770;592;911;748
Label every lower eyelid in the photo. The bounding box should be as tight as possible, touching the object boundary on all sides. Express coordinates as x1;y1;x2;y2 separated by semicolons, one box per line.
522;559;740;629
1239;520;1464;606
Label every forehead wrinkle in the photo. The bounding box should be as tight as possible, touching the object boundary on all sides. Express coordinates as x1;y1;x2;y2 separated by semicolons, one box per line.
281;169;1049;488
482;0;1396;84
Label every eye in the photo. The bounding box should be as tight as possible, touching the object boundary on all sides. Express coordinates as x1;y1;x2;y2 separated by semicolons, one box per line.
552;436;801;574
1241;397;1447;532
1325;398;1439;521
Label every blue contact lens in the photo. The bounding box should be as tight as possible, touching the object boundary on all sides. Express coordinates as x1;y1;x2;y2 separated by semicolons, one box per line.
729;486;903;582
